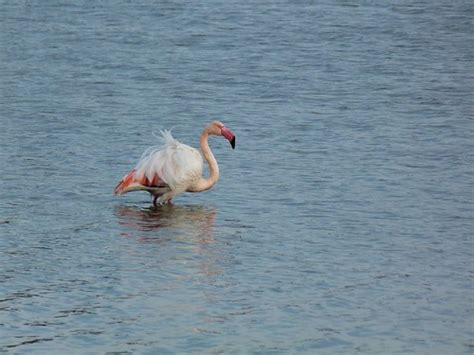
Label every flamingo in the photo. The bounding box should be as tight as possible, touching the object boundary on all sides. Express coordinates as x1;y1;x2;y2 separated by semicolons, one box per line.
114;121;236;206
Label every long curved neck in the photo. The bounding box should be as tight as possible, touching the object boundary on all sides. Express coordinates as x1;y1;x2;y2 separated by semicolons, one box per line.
194;129;219;192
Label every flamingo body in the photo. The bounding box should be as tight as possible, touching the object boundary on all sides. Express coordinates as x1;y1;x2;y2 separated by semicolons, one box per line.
114;121;235;205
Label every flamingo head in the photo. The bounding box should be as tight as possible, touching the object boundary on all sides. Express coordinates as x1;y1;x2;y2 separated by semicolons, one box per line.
209;121;236;149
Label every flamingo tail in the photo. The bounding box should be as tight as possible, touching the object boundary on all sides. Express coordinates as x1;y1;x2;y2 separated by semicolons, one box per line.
114;170;138;195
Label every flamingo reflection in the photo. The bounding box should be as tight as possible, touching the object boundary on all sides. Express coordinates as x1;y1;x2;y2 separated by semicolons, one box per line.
114;204;216;244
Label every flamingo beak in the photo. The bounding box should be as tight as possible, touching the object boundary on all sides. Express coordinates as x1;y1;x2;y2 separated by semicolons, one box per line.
221;127;236;149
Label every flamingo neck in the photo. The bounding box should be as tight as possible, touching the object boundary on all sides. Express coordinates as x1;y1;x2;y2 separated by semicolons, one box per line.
194;129;219;192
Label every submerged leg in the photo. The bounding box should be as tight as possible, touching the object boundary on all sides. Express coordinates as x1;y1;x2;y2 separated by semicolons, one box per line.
150;191;175;206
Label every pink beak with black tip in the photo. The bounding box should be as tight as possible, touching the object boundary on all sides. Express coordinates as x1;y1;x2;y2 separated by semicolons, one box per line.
221;127;236;149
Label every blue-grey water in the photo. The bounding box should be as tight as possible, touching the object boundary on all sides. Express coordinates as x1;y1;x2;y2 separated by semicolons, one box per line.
1;1;473;353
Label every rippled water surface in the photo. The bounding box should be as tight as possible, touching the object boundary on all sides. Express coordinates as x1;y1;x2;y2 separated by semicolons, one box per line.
1;1;473;353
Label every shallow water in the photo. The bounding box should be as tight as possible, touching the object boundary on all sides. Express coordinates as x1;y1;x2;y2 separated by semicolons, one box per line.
1;1;473;353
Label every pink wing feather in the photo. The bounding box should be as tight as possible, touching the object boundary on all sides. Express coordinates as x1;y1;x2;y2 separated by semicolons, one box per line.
113;169;164;195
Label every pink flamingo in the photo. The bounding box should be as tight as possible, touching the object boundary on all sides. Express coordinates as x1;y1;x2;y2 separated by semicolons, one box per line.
114;121;236;206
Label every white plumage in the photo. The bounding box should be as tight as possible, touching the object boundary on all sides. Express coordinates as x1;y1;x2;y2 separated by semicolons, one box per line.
135;130;203;191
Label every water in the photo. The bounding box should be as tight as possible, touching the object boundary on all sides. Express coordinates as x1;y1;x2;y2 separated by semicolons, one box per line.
1;1;473;353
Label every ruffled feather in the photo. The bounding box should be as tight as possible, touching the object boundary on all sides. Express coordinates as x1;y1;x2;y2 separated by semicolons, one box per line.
134;130;203;191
